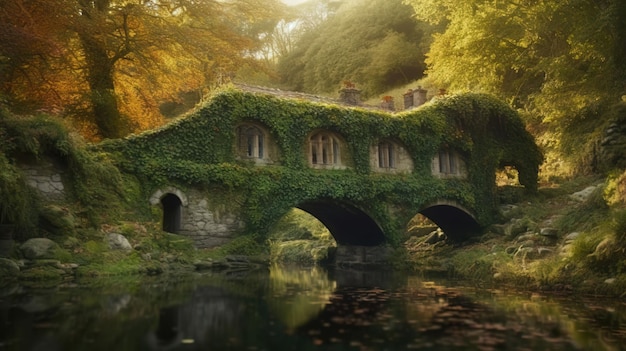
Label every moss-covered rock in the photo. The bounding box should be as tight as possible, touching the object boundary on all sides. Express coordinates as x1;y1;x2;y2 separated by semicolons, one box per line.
20;238;60;260
39;205;75;235
0;258;20;277
20;265;64;282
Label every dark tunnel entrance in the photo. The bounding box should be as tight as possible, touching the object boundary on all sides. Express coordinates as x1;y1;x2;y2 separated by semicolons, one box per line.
297;200;385;246
418;203;481;241
161;193;182;234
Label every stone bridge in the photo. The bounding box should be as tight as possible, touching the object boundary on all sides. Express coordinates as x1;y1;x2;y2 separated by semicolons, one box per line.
101;86;542;262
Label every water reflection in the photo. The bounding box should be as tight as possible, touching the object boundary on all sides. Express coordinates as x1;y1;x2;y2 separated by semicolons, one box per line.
1;267;626;350
267;265;336;329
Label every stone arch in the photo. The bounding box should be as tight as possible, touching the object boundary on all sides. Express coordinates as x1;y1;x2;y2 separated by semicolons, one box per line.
150;187;188;234
431;147;467;179
418;200;481;241
296;199;385;246
307;130;348;169
235;121;278;164
370;138;413;174
150;187;189;207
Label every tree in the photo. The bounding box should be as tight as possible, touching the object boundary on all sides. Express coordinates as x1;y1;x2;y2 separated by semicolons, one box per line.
405;0;626;173
1;0;285;139
277;0;433;97
405;0;626;116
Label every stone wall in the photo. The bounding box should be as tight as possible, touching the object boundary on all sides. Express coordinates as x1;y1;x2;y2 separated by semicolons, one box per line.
151;187;245;249
369;141;414;174
19;160;65;201
334;245;393;268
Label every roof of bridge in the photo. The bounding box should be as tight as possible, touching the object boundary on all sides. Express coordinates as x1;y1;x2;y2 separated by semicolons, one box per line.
234;83;388;112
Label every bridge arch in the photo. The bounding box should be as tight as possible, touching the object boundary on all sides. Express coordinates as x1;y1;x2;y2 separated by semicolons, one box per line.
417;200;481;241
296;199;385;246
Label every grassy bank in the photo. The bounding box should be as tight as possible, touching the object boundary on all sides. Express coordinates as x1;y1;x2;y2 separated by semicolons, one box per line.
406;173;626;296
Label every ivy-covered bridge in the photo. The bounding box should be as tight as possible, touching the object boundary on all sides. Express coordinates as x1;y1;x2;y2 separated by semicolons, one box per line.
101;87;542;260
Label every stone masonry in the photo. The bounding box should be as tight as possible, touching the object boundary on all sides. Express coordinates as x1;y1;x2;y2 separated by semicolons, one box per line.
151;187;245;249
20;161;65;201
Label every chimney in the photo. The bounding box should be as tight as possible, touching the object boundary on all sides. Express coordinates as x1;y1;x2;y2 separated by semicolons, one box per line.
380;96;395;111
339;81;361;105
403;89;414;109
413;86;428;107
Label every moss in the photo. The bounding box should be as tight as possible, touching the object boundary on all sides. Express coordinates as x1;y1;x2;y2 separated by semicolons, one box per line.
96;87;541;245
20;265;64;282
0;107;128;231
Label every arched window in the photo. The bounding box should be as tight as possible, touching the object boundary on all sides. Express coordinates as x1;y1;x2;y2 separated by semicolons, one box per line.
310;132;340;165
161;193;182;233
378;141;396;169
237;125;264;159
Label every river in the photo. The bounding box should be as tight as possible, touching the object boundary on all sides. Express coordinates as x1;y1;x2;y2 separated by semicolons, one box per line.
1;265;625;351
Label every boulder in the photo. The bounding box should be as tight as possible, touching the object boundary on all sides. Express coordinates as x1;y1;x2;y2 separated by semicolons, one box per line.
0;258;20;276
20;238;60;260
539;228;559;238
194;260;214;271
570;186;597;202
105;233;132;251
506;219;529;237
39;205;75;235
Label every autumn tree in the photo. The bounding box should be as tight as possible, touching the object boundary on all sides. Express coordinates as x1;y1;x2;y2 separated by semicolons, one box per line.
1;0;285;139
405;0;626;172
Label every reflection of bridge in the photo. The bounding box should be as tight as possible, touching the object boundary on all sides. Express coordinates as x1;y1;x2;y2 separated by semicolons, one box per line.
104;86;541;261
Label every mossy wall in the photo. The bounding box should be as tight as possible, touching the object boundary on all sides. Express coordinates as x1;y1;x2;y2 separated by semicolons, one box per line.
98;87;542;246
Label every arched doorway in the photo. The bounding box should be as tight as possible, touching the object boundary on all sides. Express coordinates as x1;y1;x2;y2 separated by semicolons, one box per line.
161;193;182;234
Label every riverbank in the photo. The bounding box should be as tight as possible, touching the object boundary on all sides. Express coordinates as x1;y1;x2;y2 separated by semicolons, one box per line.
406;173;626;297
1;108;625;297
0;172;624;298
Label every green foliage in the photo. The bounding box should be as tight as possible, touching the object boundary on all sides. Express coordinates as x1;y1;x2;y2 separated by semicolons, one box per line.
100;87;541;244
269;209;335;264
0;153;39;233
405;0;626;173
277;0;432;97
0;107;132;235
556;186;608;234
210;235;267;257
612;209;626;244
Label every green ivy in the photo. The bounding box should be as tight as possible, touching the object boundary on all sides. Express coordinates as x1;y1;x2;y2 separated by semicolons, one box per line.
0;108;126;232
99;86;542;243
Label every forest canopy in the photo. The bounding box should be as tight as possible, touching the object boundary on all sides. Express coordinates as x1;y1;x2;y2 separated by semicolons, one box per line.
276;0;434;98
401;0;626;173
0;0;285;139
1;0;625;174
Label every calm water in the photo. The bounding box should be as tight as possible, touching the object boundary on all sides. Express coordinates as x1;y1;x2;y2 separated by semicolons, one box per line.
2;266;626;351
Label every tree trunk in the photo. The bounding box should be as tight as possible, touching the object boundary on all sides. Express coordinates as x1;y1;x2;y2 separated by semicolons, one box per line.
78;33;128;139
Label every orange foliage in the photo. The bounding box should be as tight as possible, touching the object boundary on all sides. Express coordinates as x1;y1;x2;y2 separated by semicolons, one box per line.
1;0;287;139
